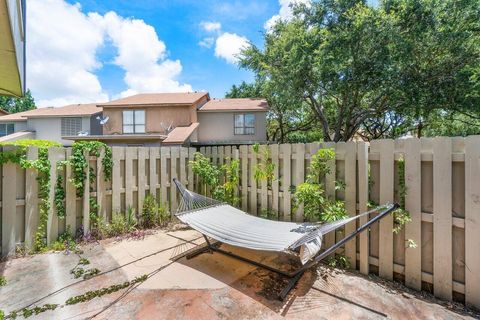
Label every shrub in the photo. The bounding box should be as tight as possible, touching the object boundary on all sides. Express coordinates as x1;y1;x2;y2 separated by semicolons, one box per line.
141;195;158;228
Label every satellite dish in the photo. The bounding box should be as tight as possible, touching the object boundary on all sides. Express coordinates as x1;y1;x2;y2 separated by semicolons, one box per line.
160;121;174;133
96;115;110;125
77;131;89;136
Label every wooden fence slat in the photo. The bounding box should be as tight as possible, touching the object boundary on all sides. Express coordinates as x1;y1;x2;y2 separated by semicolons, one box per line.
149;147;159;197
344;141;357;269
188;147;195;189
294;144;305;222
125;147;135;211
2;147;17;256
465;136;480;307
170;147;179;212
250;146;258;215
378;140;394;280
138;147;147;212
281;144;292;222
240;145;248;211
357;141;369;275
323;142;336;250
271;144;279;218
260;145;268;214
24;147;39;250
404;138;422;290
180;147;188;185
233;147;240;206
433;137;453;301
111;147;122;214
97;148;107;220
82;150;90;234
48;148;64;244
65;148;76;232
160;147;169;207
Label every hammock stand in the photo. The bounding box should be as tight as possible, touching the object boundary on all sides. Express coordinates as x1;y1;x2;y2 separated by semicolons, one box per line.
173;178;399;300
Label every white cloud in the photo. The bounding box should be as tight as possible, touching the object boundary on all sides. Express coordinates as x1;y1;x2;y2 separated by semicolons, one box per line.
200;21;221;32
27;0;108;106
93;12;192;96
265;0;310;30
214;32;249;64
198;37;215;49
27;0;192;107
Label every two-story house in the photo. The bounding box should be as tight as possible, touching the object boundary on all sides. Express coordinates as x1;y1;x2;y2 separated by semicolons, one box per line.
0;92;268;146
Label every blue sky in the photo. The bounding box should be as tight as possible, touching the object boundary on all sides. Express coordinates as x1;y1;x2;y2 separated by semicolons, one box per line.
26;0;377;106
64;0;280;99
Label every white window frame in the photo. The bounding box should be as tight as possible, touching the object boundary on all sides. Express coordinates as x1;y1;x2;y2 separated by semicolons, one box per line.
234;113;255;135
123;110;145;134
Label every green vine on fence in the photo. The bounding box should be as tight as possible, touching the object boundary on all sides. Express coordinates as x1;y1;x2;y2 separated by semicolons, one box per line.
70;141;112;197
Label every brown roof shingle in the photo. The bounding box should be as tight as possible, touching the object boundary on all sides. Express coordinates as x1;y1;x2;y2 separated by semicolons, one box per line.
98;92;209;107
162;123;199;145
0;104;102;121
199;98;268;112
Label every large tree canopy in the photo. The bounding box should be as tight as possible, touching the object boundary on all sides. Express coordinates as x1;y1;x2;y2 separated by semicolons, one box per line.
0;89;36;114
237;0;480;141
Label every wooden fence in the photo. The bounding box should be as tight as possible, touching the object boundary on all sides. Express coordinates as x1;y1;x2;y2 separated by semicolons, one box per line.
0;137;479;309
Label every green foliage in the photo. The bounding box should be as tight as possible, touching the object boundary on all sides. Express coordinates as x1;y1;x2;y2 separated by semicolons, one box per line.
326;254;351;269
20;304;58;319
294;148;346;222
238;0;480;140
141;195;158;228
0;276;6;286
252;144;275;185
49;228;76;252
0;89;36;113
65;275;148;305
70;141;113;197
190;152;240;205
54;173;66;219
393;157;412;234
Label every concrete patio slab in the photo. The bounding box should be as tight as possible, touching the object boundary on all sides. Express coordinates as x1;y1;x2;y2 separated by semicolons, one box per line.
0;228;477;320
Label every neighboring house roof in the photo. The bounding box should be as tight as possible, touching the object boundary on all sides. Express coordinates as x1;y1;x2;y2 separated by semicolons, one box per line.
162;122;199;145
198;98;268;112
98;92;209;107
0;131;35;143
0;104;102;122
0;109;9;115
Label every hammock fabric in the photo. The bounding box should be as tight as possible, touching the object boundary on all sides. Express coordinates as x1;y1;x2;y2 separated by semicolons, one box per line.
173;178;399;300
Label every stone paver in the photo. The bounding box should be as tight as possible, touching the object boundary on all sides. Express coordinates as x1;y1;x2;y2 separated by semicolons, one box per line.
0;229;477;320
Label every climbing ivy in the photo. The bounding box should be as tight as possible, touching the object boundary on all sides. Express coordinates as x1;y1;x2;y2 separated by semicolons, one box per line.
70;141;112;197
294;148;347;222
54;172;66;219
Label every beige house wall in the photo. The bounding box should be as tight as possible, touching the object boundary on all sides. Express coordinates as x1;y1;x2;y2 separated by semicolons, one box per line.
27;117;91;146
197;111;267;143
102;105;199;135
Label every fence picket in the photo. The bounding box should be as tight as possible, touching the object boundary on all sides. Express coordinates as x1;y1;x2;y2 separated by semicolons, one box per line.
125;147;135;211
25;147;39;249
138;147;147;212
240;145;248;211
111;147;122;214
170;147;179;212
344;141;357;269
271;144;279;218
323;142;336;251
82;150;90;234
465;136;480;307
260;145;268;214
2;147;17;256
160;147;169;207
281;144;292;221
294;144;305;222
433;137;453;300
404;138;422;290
357;141;369;274
149;147;159;197
48;148;64;244
250;146;258;215
378;140;394;280
97;148;107;220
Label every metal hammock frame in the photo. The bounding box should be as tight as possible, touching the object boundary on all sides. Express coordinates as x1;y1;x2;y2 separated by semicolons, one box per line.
173;178;399;300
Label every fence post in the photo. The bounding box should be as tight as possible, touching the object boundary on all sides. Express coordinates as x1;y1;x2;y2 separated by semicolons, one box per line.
138;147;147;212
294;144;305;222
97;148;107;221
25;147;39;250
2;146;17;256
124;147;135;212
170;147;179;213
240;145;248;212
357;141;369;275
465;135;480;307
48;148;64;244
250;145;258;216
111;147;122;215
271;144;279;219
344;141;357;269
281;144;292;222
432;137;453;301
404;138;422;290
378;139;394;280
82;150;90;235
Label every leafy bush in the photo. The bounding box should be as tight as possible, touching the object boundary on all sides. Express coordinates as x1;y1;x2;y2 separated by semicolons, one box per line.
0;276;6;286
294;148;346;222
98;209;137;238
190;152;240;205
141;195;158;228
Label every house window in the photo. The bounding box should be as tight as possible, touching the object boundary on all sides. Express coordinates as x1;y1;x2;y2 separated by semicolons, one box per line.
0;123;15;137
61;117;82;136
234;114;255;135
123;110;145;134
